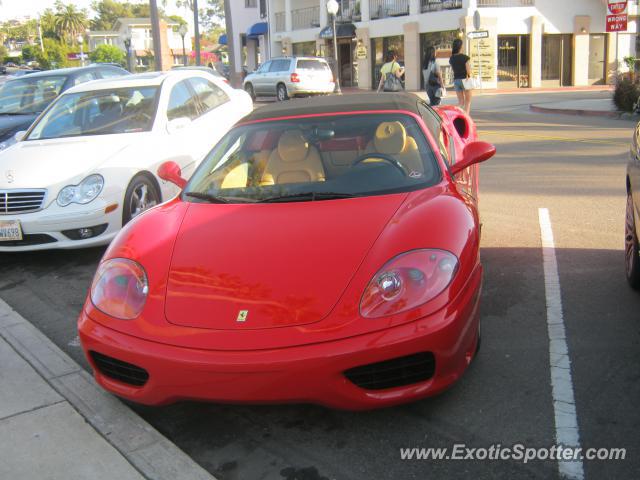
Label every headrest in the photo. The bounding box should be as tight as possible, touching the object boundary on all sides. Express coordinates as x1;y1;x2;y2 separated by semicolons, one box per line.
374;121;407;155
277;130;309;163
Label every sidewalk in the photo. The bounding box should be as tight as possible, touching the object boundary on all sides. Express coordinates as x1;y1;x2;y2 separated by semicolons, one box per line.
339;84;612;97
529;98;632;118
0;298;215;480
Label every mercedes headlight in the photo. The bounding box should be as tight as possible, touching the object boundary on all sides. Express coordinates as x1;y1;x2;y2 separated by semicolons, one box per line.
57;174;104;207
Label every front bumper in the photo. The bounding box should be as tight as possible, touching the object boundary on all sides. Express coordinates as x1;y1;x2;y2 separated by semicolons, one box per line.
0;197;122;252
79;269;481;410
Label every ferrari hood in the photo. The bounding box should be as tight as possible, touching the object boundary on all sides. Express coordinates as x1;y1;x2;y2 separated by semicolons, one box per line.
0;135;135;189
165;194;407;330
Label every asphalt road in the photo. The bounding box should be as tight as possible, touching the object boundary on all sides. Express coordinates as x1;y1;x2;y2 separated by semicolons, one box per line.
1;90;638;480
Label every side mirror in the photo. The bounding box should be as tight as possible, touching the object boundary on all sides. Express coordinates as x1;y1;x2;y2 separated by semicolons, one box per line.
157;161;187;189
14;130;26;142
166;117;191;135
450;141;496;176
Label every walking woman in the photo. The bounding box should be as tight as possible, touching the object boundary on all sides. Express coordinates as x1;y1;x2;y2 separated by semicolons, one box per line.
449;38;473;114
377;50;405;93
423;46;443;106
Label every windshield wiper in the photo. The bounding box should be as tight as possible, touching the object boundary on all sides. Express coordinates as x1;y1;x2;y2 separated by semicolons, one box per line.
259;192;357;203
0;112;31;116
184;191;229;204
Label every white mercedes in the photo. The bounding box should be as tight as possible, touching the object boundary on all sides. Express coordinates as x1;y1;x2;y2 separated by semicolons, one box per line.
0;69;252;251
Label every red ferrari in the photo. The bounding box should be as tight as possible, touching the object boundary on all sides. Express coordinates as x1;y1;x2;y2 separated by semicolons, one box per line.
78;93;495;410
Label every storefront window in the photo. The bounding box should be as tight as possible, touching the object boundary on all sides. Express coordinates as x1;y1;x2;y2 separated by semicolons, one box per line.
371;35;404;89
420;31;459;88
293;41;317;56
542;34;573;87
497;35;529;88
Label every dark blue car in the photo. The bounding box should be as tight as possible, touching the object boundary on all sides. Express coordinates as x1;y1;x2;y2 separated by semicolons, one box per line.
0;64;129;150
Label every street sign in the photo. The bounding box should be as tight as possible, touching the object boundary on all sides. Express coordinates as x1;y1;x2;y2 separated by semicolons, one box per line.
468;30;489;39
606;0;628;32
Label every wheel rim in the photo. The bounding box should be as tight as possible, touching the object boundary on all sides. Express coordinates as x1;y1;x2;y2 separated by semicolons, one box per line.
129;182;158;219
245;85;253;97
277;86;286;101
625;194;638;275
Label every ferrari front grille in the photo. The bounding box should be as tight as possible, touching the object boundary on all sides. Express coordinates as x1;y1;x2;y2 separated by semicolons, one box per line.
344;352;436;390
0;189;47;214
90;351;149;387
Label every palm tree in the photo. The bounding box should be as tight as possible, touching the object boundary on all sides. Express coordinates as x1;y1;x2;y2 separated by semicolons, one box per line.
54;4;88;45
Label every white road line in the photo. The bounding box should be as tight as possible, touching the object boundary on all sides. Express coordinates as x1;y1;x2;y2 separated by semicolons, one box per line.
538;208;584;480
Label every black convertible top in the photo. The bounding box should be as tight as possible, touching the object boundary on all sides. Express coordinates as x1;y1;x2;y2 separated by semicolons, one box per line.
242;92;426;122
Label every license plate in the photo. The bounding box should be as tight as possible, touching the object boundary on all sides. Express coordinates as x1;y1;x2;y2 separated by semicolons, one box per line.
0;220;23;241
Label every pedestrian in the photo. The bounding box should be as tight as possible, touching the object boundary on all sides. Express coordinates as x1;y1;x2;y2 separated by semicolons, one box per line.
377;50;405;93
423;46;443;106
449;39;473;114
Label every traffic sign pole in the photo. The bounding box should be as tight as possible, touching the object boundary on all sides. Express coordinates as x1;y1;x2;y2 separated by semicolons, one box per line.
474;11;482;88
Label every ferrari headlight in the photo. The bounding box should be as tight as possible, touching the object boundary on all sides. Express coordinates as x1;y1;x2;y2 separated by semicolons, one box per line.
57;174;104;207
90;258;149;320
360;249;458;319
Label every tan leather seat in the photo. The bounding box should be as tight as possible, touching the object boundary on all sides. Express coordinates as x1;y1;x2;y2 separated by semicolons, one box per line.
260;130;325;185
365;121;424;175
220;163;248;189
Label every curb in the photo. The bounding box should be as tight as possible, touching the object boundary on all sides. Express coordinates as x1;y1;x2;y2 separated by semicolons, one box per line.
529;104;639;119
0;297;216;480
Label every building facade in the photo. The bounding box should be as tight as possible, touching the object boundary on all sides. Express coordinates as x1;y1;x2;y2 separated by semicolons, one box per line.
263;0;638;90
89;18;192;70
224;0;267;77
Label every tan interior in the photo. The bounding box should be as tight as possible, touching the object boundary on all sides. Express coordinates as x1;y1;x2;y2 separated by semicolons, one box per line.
365;121;424;174
260;130;326;185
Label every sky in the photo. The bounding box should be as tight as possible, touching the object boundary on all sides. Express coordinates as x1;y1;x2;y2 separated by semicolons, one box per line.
0;0;193;24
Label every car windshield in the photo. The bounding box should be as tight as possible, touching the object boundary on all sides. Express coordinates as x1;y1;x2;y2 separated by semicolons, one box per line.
0;76;66;114
27;86;159;140
185;113;441;203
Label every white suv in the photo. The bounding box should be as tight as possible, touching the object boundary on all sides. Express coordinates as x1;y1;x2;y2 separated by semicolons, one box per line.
243;56;335;101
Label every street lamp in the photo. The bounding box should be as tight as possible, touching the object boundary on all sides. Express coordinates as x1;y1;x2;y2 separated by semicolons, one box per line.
123;31;133;72
326;0;342;94
77;34;85;67
179;24;188;66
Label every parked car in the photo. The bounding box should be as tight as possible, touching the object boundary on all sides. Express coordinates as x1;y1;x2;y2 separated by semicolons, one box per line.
172;65;229;84
243;56;335;102
626;122;640;289
78;93;495;409
0;64;130;151
0;70;253;251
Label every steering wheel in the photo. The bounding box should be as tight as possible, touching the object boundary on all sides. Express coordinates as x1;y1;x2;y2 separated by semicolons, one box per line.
352;153;408;176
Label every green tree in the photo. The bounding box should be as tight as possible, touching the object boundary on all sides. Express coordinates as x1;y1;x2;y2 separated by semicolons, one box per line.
0;45;8;63
91;0;133;30
89;43;126;65
54;3;89;44
21;44;38;62
35;38;69;69
39;9;60;40
91;0;156;30
168;14;187;30
173;0;223;31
